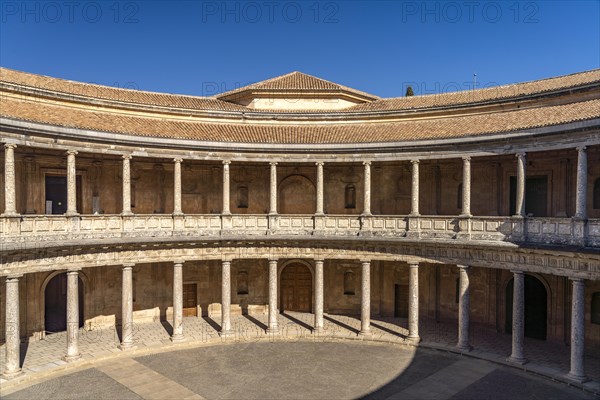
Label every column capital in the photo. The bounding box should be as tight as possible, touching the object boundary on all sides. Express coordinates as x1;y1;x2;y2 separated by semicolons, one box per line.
6;274;23;280
461;156;471;162
315;161;324;166
515;152;527;159
222;160;231;166
173;259;185;266
569;277;585;283
510;270;524;275
66;149;78;156
67;268;81;273
457;264;470;270
222;259;232;266
360;260;371;265
362;160;371;166
411;159;420;165
4;143;17;150
269;161;278;166
408;261;419;268
268;258;278;264
314;258;325;263
173;157;183;163
122;153;132;160
576;146;587;152
123;263;135;268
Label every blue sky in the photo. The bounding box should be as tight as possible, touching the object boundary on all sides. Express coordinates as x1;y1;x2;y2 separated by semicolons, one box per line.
1;0;599;98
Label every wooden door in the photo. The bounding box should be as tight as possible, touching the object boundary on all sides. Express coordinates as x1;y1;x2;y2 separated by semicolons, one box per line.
281;264;312;312
183;283;197;317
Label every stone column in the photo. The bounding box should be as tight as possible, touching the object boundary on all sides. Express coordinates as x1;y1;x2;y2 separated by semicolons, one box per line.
567;278;587;382
456;265;472;351
508;271;526;364
171;261;184;342
461;156;471;217
267;259;279;334
222;161;231;215
120;264;135;349
66;150;79;216
362;161;371;216
269;162;278;215
121;154;133;216
410;160;420;216
359;260;371;335
316;162;324;215
64;270;81;361
3;275;22;378
221;260;233;336
173;158;183;216
408;262;420;341
515;153;526;217
2;144;18;216
314;259;325;333
575;147;587;219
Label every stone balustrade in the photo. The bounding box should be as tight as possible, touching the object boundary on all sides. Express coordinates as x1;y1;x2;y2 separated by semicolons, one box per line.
0;214;597;248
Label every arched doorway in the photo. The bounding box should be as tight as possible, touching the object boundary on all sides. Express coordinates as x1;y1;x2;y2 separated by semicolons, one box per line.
280;263;312;312
44;273;84;333
505;274;547;340
279;175;316;214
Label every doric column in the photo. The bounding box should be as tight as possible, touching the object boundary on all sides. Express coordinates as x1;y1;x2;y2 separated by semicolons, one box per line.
222;161;231;215
456;265;471;351
359;260;371;335
567;278;587;382
316;162;324;215
269;162;278;215
2;144;18;216
314;259;324;333
3;275;22;378
362;161;371;216
267;259;279;334
121;154;133;216
120;264;135;349
221;260;233;336
508;271;526;364
461;156;471;217
410;160;420;216
575;147;587;219
64;270;81;361
515;153;526;217
173;158;183;216
408;262;420;341
66;150;79;216
171;261;184;342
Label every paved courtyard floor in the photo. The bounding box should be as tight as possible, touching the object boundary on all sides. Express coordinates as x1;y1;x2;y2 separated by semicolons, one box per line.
1;313;599;398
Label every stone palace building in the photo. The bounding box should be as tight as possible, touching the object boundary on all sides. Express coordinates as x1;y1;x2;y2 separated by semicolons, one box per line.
1;68;599;382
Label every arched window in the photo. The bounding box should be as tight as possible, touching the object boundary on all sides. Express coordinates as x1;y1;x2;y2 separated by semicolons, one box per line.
344;270;355;295
345;184;356;209
457;183;463;210
593;178;600;209
592;292;600;325
237;186;248;209
237;271;248;295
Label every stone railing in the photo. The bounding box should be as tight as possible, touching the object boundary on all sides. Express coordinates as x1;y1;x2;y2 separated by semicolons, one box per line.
0;214;597;248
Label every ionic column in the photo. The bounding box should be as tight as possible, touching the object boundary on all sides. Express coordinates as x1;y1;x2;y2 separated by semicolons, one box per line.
359;260;371;335
456;265;471;351
221;260;233;336
575;147;587;219
567;278;587;382
64;270;81;361
408;262;420;341
508;271;526;364
316;162;324;215
120;264;135;349
515;153;526;217
267;259;279;334
269;162;278;215
222;161;231;215
410;160;420;216
314;259;324;333
121;154;133;216
2;144;18;216
3;275;22;378
173;158;183;216
65;150;79;216
461;156;471;217
362;161;372;216
171;261;184;342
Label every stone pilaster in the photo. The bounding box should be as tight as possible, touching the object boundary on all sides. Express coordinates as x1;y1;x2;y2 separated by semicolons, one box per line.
456;265;472;351
267;259;279;334
507;271;526;364
120;264;135;350
3;275;23;379
173;158;183;216
359;260;371;336
410;159;420;216
24;156;36;214
221;260;233;337
222;161;231;216
316;162;324;215
362;162;372;216
407;262;420;342
314;259;325;334
574;147;587;219
567;278;587;382
121;154;133;216
64;270;81;362
171;261;184;342
65;150;79;216
461;156;471;217
2;144;18;216
515;153;526;217
269;162;278;215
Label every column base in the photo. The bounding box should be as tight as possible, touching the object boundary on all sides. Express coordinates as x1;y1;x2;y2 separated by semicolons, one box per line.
358;329;372;337
172;212;184;217
119;342;137;351
121;211;134;217
506;355;527;365
0;212;20;218
220;330;234;338
170;334;185;343
2;369;24;380
63;353;82;363
266;326;280;335
65;212;80;217
406;335;421;343
456;344;472;352
313;327;326;335
566;372;589;383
